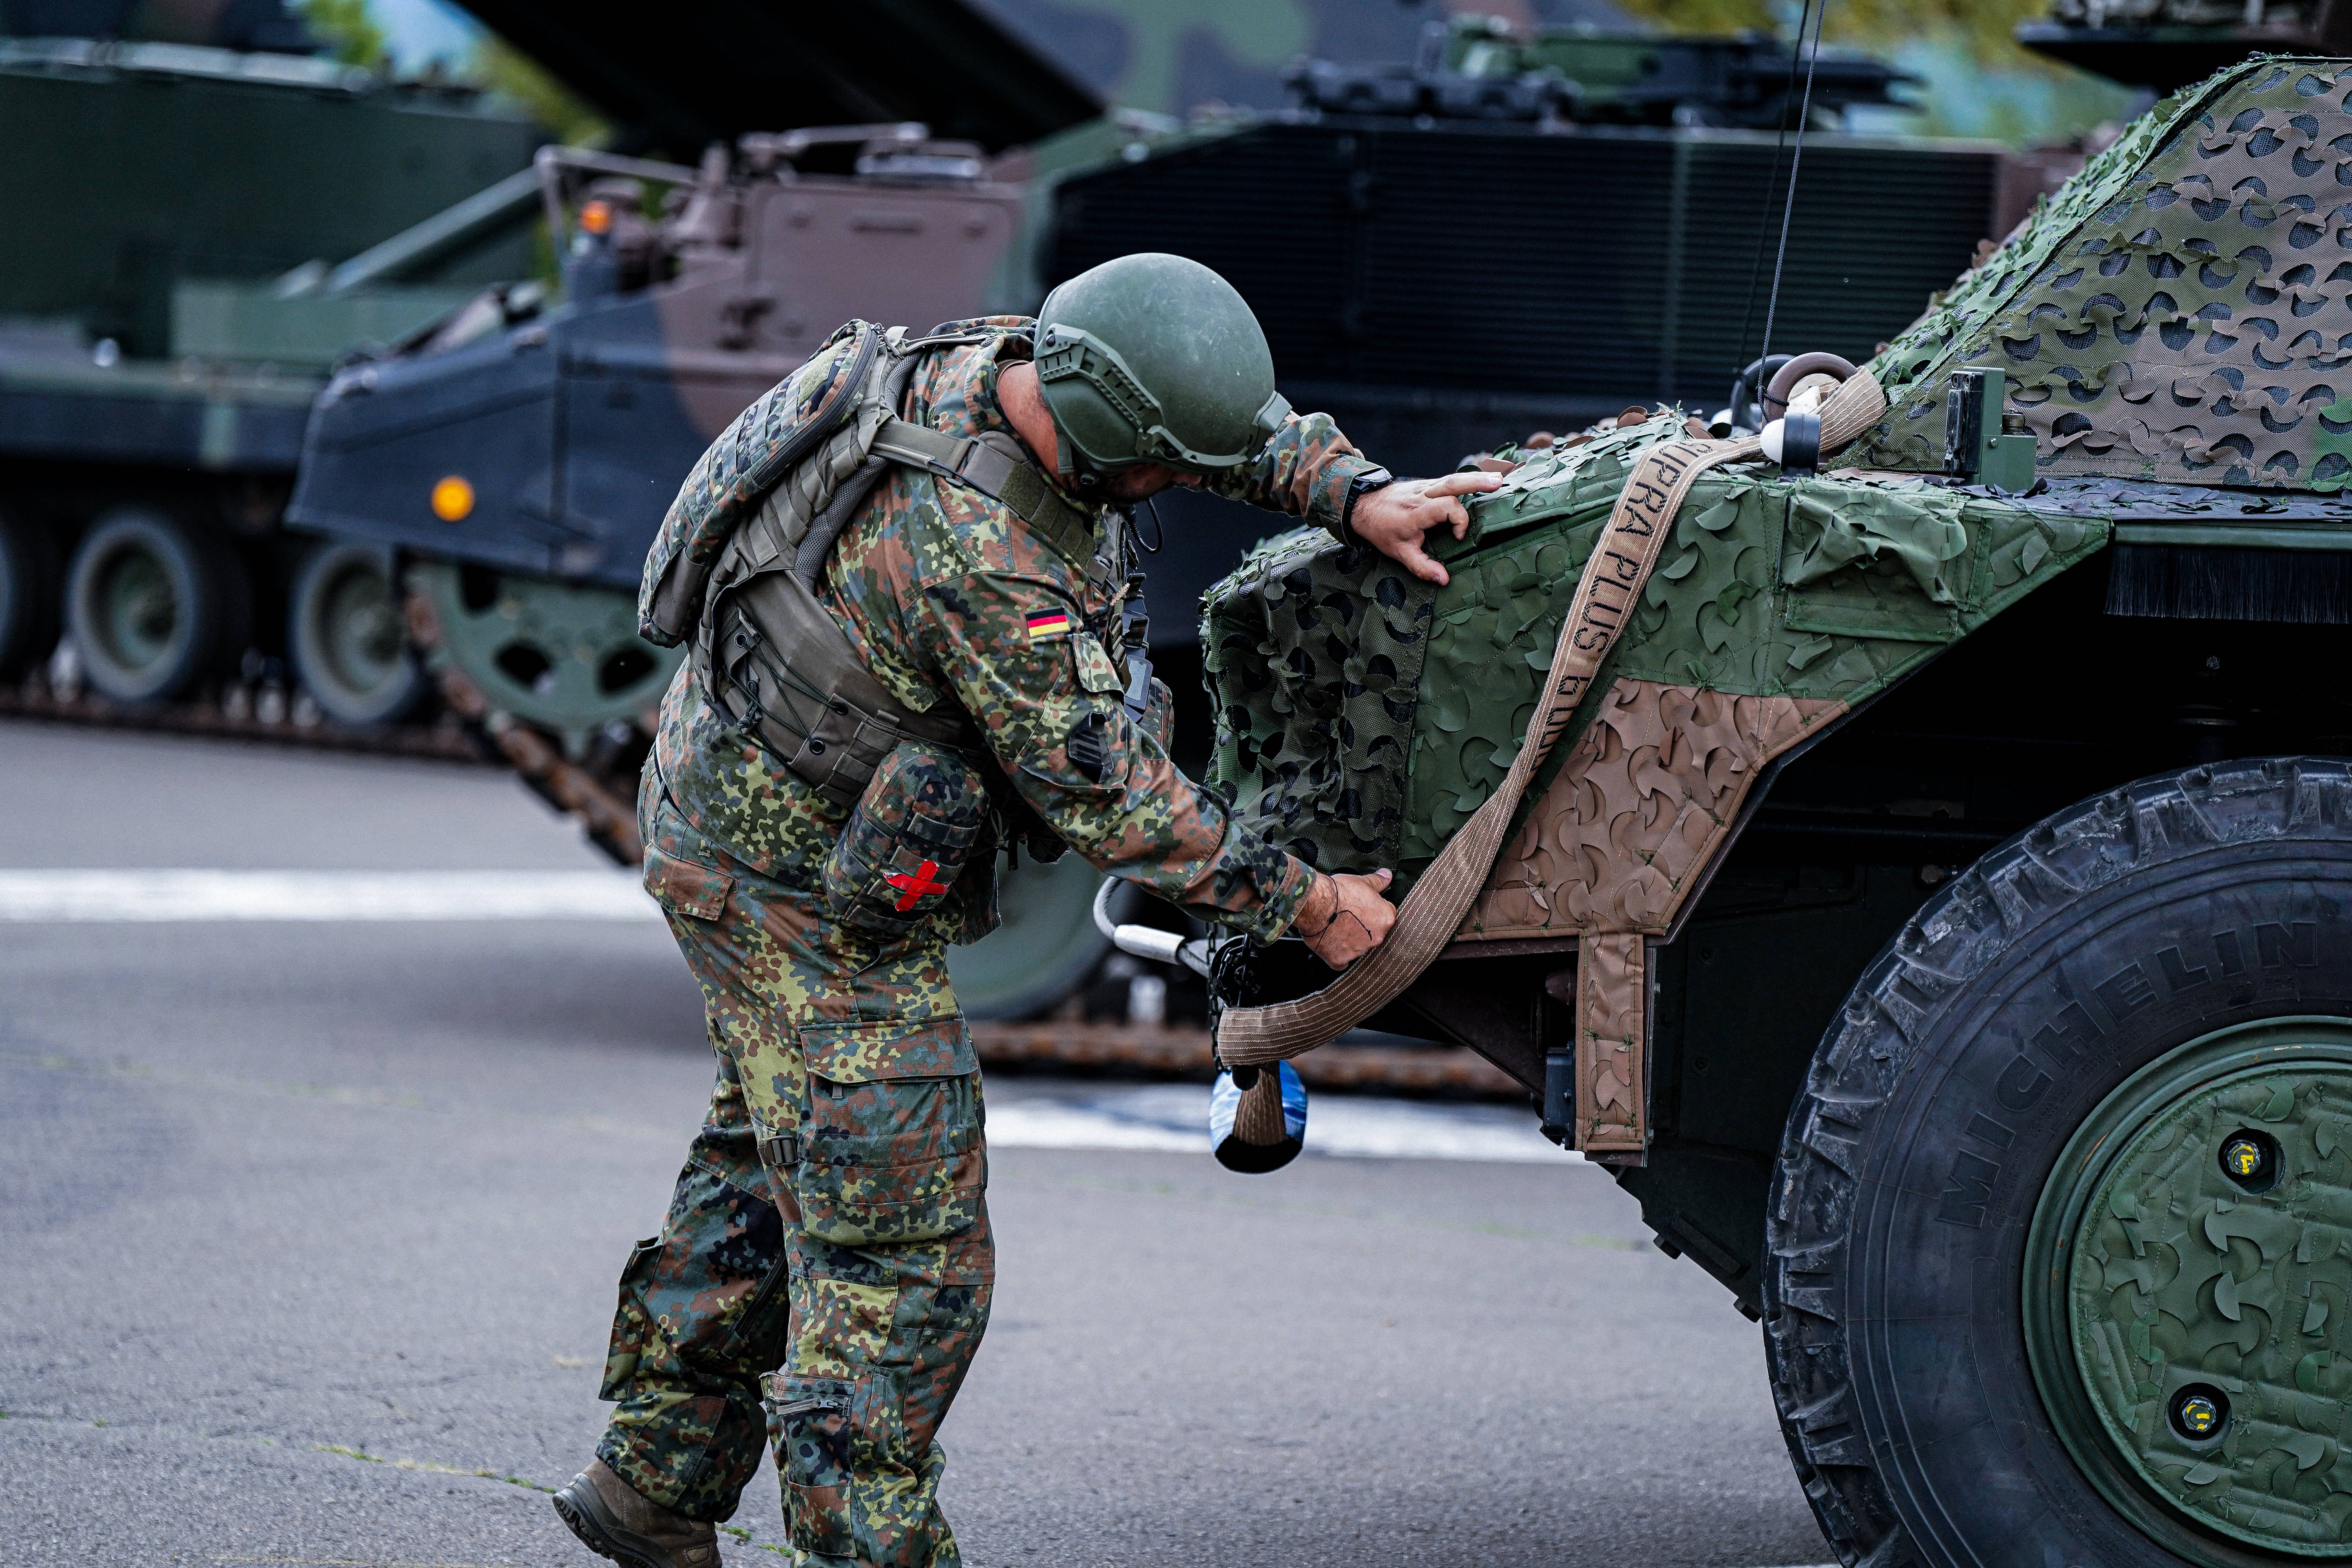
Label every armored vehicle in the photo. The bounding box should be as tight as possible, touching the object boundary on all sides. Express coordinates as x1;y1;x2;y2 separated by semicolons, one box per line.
1191;53;2352;1568
281;6;1107;1015
2024;0;2352;91
279;15;2016;1021
0;9;542;704
287;128;1035;838
0;0;1091;730
1289;13;1917;131
1055;20;2040;771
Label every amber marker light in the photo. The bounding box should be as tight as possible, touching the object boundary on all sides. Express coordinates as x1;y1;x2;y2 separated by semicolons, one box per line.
579;199;613;236
431;475;475;522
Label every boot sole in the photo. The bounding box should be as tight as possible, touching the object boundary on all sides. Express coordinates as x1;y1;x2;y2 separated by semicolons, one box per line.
551;1478;677;1568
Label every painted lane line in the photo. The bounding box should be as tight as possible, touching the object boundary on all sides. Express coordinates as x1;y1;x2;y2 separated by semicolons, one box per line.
0;869;660;922
0;875;1577;1167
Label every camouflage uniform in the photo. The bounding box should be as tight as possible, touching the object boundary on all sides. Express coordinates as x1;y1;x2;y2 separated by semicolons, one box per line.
601;316;1380;1565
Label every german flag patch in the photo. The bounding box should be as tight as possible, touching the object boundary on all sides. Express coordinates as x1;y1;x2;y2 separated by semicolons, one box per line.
1025;609;1073;644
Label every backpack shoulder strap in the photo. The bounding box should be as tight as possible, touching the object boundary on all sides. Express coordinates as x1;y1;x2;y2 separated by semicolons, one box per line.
870;419;1096;570
772;326;1016;587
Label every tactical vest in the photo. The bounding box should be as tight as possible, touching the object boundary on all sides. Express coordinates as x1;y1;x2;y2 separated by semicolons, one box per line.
641;319;1123;811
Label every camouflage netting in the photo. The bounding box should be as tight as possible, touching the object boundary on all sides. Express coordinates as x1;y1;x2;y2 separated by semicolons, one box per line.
1858;56;2352;489
1206;56;2352;884
1205;412;2110;887
1200;532;1437;872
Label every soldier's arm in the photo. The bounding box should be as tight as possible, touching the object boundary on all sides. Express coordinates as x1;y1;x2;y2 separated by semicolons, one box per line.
1200;412;1501;586
914;569;1314;941
1201;410;1384;535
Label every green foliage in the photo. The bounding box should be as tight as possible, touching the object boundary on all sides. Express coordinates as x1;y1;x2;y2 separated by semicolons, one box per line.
293;0;386;70
470;34;609;146
1609;0;2137;146
1870;28;2138;145
1040;0;1312;112
1610;0;2039;59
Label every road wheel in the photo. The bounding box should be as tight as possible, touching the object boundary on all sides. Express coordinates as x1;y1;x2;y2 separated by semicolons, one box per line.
1766;758;2352;1568
65;508;244;702
288;540;422;726
0;508;55;676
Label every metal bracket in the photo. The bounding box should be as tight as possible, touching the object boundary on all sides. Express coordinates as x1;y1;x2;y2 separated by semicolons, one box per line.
1942;366;2038;491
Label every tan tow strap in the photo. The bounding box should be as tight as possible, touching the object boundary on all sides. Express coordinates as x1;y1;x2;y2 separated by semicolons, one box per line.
1214;371;1889;1074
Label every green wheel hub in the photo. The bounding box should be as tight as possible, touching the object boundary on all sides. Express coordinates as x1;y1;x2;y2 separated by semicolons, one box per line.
92;543;178;672
411;561;680;751
2026;1019;2352;1559
316;566;404;687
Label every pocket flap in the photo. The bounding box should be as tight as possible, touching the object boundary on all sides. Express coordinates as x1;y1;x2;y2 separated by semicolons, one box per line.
799;1015;976;1082
644;844;734;921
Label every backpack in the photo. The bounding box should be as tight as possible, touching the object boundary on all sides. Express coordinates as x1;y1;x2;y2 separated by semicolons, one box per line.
637;319;1098;809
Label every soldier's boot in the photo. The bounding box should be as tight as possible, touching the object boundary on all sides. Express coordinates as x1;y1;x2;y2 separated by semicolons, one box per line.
552;1457;721;1568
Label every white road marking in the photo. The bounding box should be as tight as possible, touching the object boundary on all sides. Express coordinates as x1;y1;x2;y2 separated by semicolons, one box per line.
0;868;660;922
988;1083;1575;1164
1;871;1570;1165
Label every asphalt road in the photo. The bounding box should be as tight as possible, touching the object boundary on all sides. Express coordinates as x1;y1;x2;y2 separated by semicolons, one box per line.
0;720;1831;1568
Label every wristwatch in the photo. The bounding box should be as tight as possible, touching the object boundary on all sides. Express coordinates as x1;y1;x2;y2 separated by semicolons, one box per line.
1338;466;1396;542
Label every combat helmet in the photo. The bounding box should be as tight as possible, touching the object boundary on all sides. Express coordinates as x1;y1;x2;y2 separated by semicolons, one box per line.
1032;253;1292;490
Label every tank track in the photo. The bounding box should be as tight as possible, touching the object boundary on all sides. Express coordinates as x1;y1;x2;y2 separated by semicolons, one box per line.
0;601;646;865
1760;758;2345;1568
1;670;484;763
402;588;644;865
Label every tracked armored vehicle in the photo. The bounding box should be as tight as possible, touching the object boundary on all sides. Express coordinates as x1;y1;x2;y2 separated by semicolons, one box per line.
282;3;1108;1014
287;126;1035;840
0;16;540;705
1194;54;2352;1568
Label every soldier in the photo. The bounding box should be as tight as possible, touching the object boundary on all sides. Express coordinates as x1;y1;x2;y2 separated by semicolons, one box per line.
552;252;1497;1568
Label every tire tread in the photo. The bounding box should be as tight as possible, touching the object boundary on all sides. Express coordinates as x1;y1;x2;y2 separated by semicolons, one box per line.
1759;757;2352;1568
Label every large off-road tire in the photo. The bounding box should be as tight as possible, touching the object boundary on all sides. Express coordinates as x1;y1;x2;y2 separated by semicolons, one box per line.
946;850;1114;1019
1765;758;2352;1568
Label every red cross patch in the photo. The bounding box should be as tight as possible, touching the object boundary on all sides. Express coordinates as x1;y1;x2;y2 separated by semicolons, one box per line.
884;858;949;911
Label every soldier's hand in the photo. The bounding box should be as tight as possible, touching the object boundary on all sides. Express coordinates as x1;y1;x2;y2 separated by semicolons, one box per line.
1294;869;1397;969
1349;472;1503;588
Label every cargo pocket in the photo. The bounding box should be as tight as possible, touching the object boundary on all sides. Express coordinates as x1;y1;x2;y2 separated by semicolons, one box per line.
822;742;986;940
767;1371;910;1562
598;1235;662;1401
644;841;735;923
1777;483;1975;644
720;1253;795;1362
795;1016;984;1248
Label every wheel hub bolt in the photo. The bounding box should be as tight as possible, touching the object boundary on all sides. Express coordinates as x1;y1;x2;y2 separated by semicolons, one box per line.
2170;1387;2228;1442
2217;1128;2278;1191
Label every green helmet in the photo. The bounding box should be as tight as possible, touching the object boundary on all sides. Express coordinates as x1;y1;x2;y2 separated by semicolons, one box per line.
1032;253;1293;489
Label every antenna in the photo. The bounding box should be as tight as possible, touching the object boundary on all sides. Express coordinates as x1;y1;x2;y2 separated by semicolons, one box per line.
1728;0;1816;420
1758;0;1831;370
